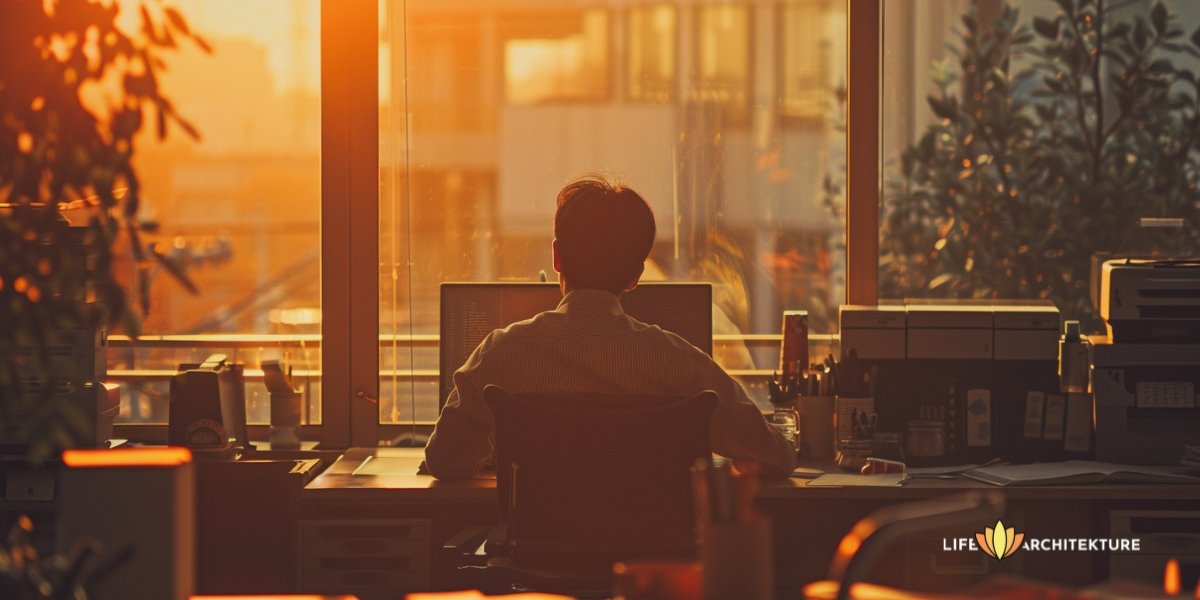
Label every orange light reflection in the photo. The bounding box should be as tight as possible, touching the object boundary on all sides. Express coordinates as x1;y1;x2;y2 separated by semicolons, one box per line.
192;597;359;600
1166;558;1181;595
63;447;192;468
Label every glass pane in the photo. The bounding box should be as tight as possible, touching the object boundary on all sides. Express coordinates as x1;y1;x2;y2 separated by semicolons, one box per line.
693;5;751;125
381;1;847;426
880;0;1200;329
110;0;322;425
628;5;677;103
781;0;845;122
505;9;610;104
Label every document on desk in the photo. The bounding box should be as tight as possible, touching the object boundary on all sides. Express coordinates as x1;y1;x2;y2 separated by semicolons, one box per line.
351;456;414;476
806;473;909;487
963;460;1199;486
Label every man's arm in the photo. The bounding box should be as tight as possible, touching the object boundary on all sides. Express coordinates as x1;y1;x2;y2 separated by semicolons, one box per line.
698;360;796;479
424;338;495;479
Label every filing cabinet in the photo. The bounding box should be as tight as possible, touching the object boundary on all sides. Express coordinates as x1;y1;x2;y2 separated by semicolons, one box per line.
299;518;431;595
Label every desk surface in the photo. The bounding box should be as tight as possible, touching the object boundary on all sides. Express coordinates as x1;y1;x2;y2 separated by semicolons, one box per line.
303;448;1200;502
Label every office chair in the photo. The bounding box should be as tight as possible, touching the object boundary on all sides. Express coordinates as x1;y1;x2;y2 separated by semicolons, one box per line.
450;385;718;596
822;491;1006;600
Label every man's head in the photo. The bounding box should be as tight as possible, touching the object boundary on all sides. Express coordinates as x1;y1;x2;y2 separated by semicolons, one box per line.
552;175;656;295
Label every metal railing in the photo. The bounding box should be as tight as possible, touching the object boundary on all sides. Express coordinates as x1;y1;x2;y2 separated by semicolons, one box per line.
107;332;839;427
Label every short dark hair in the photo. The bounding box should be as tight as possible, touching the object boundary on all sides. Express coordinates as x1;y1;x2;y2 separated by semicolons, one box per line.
554;175;656;294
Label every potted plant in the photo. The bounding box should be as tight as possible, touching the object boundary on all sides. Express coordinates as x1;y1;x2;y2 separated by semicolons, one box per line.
0;0;207;462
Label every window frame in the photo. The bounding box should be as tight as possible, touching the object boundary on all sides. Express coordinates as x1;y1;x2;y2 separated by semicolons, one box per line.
116;0;880;447
845;0;880;306
322;0;379;447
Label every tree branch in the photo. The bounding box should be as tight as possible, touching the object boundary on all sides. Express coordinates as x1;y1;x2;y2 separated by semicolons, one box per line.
1065;6;1097;157
1092;0;1106;182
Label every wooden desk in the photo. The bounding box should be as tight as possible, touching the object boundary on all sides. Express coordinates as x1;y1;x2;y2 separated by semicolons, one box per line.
301;448;1200;598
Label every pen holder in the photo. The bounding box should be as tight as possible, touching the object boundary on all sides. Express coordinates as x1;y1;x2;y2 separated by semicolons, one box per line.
797;395;835;459
834;396;875;450
701;515;773;600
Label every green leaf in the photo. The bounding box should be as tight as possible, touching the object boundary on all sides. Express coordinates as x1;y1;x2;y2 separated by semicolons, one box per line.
164;7;190;36
149;246;200;295
1134;20;1148;50
1033;17;1059;40
1108;22;1130;39
1151;2;1168;36
927;95;959;119
962;14;977;35
193;34;213;54
1146;59;1173;76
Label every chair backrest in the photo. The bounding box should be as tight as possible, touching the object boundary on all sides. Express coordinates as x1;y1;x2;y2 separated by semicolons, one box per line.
483;385;718;566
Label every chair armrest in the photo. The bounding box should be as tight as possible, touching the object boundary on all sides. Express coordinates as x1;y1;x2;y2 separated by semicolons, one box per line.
442;524;492;554
483;523;510;557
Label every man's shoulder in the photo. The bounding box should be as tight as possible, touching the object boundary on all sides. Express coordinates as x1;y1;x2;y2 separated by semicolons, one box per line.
477;310;563;352
623;315;713;360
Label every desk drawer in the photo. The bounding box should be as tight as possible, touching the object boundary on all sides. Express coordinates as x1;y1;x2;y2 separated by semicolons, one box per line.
303;553;429;575
305;536;427;557
299;518;431;593
302;520;429;542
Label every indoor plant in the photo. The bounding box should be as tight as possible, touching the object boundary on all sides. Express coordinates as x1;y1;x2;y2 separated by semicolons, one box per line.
0;0;206;462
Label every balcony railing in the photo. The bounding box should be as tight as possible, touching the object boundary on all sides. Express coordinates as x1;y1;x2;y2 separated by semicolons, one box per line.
107;332;838;426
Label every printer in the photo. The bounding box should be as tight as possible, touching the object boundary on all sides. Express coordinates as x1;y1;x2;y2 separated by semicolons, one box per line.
1094;259;1200;464
1100;258;1200;343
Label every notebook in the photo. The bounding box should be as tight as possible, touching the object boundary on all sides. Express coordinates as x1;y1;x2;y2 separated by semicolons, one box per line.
806;473;909;487
963;460;1198;487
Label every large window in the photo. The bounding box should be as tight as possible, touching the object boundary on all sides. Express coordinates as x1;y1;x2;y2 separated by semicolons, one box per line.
879;0;1200;328
103;1;1190;446
377;0;847;430
109;0;322;431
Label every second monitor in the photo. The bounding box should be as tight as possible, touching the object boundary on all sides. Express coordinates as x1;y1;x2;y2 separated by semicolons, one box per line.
439;282;713;409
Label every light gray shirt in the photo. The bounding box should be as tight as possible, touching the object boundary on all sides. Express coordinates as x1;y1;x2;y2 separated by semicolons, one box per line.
424;288;796;479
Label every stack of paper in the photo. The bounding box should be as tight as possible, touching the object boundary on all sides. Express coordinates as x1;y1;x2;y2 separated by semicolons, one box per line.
964;461;1198;487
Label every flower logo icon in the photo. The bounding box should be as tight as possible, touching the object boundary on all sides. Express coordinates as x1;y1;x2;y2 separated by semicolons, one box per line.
976;519;1024;560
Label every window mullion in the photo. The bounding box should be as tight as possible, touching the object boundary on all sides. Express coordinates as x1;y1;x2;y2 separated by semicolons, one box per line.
321;0;380;448
846;0;881;306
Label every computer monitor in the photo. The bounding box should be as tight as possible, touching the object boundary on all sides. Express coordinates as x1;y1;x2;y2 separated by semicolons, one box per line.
439;282;713;409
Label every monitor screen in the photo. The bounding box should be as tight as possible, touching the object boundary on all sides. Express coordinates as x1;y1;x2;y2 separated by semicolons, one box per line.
439;282;713;409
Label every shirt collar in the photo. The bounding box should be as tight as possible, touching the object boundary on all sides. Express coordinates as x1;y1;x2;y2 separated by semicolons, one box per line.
556;288;625;317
